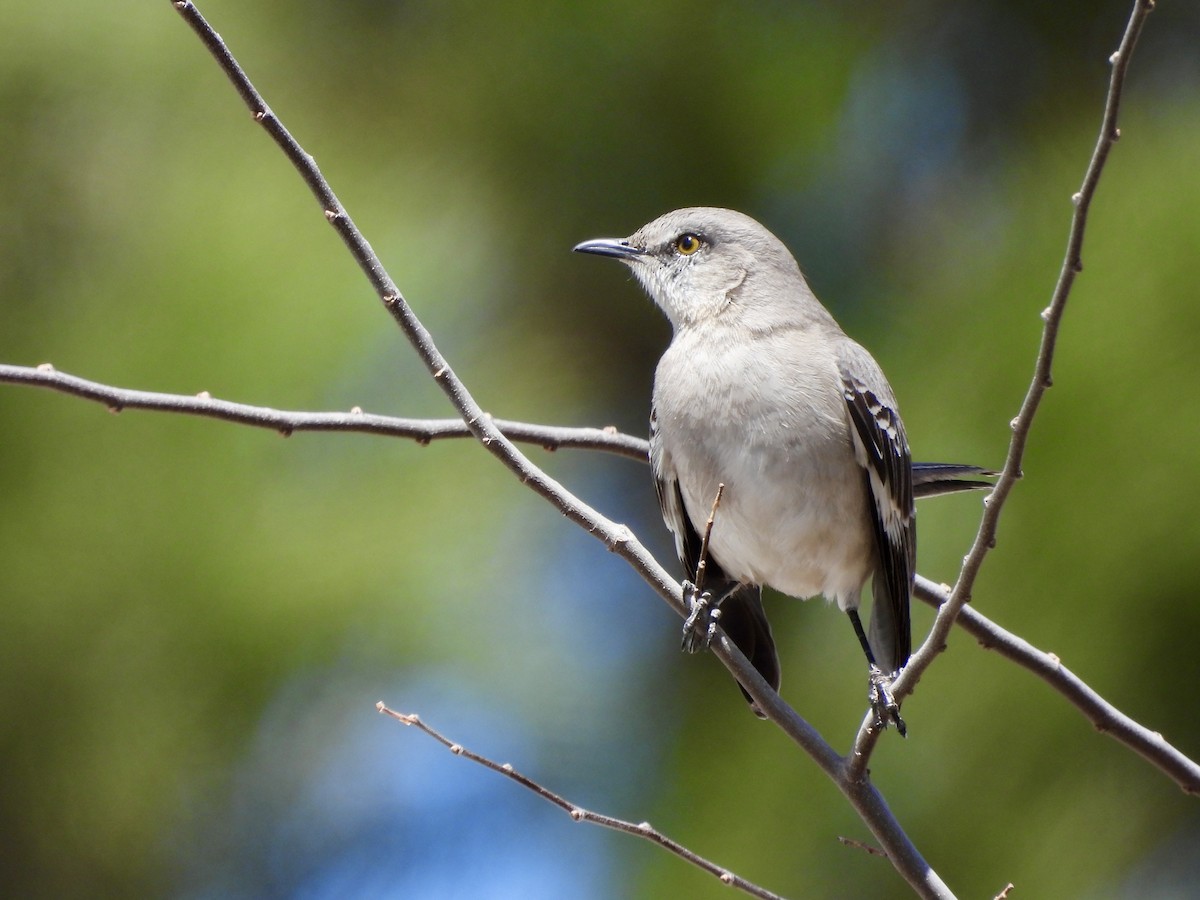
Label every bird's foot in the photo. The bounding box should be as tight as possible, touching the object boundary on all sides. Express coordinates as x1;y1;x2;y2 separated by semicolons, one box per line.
868;666;907;738
680;581;721;654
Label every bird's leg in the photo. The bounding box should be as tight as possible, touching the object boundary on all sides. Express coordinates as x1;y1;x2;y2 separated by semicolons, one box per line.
680;580;748;654
681;580;722;653
847;609;907;737
867;668;906;738
682;483;729;654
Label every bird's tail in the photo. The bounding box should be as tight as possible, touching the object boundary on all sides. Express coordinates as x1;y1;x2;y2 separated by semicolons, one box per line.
912;462;996;499
718;585;781;718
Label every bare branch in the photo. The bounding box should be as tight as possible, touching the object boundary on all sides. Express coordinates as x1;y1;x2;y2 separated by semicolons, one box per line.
166;0;955;892
167;0;672;614
10;361;1193;859
0;363;647;460
914;577;1200;795
19;361;1191;796
169;2;951;893
17;361;1189;796
0;364;989;494
861;0;1156;757
376;703;788;900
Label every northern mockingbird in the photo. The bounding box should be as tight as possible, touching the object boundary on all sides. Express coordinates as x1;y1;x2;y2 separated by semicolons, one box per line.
575;207;989;733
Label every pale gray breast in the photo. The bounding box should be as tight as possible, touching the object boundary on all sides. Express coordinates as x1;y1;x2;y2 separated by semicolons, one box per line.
652;325;874;599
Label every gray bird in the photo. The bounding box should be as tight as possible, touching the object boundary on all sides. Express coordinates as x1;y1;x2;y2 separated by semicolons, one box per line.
575;207;989;733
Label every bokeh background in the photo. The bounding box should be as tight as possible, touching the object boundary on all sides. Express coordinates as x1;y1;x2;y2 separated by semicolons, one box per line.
2;1;1199;897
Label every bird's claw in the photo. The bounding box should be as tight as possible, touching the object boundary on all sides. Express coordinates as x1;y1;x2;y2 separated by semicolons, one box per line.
868;665;907;738
681;581;721;653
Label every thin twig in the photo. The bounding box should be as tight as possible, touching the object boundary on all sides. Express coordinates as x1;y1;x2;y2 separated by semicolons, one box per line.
376;703;787;900
837;836;888;859
0;363;647;460
852;0;1156;766
693;483;725;593
913;577;1200;795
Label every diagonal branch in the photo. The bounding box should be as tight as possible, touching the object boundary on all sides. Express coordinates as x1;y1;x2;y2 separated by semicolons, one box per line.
914;577;1200;795
376;703;787;900
169;0;673;600
169;2;950;895
851;0;1157;770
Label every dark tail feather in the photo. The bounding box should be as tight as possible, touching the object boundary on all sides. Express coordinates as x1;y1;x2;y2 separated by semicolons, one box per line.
869;569;910;675
718;586;780;718
912;462;996;499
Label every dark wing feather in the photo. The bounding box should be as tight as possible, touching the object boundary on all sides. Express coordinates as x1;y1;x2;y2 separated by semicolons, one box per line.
839;360;916;673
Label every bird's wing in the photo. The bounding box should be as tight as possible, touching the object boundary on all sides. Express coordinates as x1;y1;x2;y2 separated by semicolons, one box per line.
838;350;916;673
650;405;705;580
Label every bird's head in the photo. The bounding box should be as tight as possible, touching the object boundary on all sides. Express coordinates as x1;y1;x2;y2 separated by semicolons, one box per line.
574;207;809;330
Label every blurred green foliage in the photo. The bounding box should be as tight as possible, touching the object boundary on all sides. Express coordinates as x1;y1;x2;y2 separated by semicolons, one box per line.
2;1;1199;897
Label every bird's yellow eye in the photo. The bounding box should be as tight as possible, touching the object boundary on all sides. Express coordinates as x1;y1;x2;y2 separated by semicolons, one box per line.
674;233;702;256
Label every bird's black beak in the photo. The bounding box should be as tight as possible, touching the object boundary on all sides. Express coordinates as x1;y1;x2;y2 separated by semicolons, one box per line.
572;238;647;260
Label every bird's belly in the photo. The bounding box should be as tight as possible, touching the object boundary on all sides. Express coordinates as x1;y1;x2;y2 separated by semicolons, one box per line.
677;437;873;605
